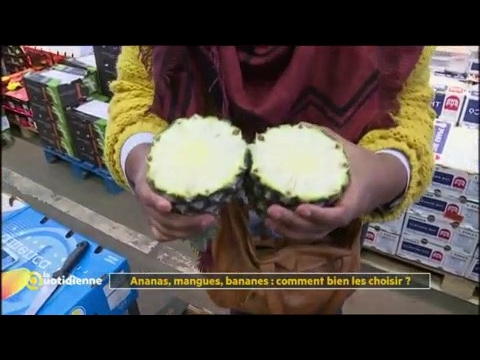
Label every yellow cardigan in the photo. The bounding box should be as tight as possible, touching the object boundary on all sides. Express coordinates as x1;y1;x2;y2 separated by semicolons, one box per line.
105;46;436;223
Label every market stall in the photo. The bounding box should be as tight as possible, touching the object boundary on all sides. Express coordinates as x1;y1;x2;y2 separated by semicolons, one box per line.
1;45;478;311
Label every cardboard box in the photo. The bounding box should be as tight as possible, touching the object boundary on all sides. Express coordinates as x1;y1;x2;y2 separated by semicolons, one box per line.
62;55;98;72
429;121;479;202
468;58;479;75
458;89;479;129
396;233;470;276
38;135;64;154
35;118;62;140
93;46;120;98
3;87;32;115
431;47;472;74
68;99;109;165
1;193;30;221
23;64;98;109
362;226;400;255
411;192;478;230
430;83;467;124
402;211;478;256
464;258;479;282
464;247;479;282
2;207;138;315
369;212;406;235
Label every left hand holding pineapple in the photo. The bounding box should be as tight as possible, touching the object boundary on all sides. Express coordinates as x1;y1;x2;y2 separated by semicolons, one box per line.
126;143;216;242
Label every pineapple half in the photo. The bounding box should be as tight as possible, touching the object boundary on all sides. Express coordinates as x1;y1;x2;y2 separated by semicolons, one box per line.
146;115;248;215
247;122;350;215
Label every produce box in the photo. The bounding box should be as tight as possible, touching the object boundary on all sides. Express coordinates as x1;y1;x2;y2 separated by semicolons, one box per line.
2;207;138;315
2;46;25;57
3;87;32;116
411;193;478;230
458;88;479;129
62;54;97;70
67;98;109;168
369;212;406;235
430;82;467;125
29;100;75;157
1;46;29;74
464;247;478;282
396;229;471;277
429;121;478;203
1;193;30;221
93;46;121;98
363;226;401;255
1;112;14;149
61;54;99;91
401;211;477;256
23;64;98;109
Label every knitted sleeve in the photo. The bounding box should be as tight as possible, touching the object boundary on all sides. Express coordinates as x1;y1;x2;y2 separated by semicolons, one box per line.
359;46;436;222
105;46;168;189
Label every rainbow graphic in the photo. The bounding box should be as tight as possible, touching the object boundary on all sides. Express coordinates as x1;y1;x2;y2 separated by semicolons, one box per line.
1;268;34;301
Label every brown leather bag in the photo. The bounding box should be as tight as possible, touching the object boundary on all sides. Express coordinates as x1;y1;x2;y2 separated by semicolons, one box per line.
207;200;363;315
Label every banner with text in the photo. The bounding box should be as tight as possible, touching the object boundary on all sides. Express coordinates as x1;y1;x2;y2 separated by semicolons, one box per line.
109;272;431;290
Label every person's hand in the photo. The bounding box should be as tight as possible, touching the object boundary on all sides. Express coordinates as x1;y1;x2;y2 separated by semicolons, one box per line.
126;143;216;242
265;128;409;241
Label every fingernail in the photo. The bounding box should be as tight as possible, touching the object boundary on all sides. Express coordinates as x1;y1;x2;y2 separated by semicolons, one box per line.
151;227;160;238
201;219;214;228
298;208;311;217
267;209;281;220
156;200;171;212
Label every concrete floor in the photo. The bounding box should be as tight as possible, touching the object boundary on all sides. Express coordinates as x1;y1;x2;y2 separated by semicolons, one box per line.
2;136;478;315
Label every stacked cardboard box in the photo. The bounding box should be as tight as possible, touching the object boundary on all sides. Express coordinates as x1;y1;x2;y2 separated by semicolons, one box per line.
1;46;29;74
3;87;36;131
430;77;479;129
67;98;109;169
58;55;109;168
430;46;479;129
93;46;121;98
464;246;479;282
23;64;99;158
396;122;479;278
431;46;472;76
363;214;406;256
459;86;479;129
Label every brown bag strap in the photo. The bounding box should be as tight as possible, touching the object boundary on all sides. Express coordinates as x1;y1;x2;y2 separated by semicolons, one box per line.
259;262;285;314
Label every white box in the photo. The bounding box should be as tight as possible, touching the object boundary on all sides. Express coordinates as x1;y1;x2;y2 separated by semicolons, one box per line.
468;58;479;75
369;212;406;235
464;255;479;282
396;233;470;276
431;47;471;74
363;227;400;255
430;83;467;124
402;211;478;256
411;192;478;230
458;89;479;129
25;46;94;58
429;121;479;202
1;115;10;131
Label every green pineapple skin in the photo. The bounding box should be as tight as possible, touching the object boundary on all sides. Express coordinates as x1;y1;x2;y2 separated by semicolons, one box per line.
146;118;249;215
245;172;349;217
146;161;247;216
246;123;351;216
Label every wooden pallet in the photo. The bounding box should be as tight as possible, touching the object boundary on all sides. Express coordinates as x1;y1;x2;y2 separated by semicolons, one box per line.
361;248;479;305
43;147;123;195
